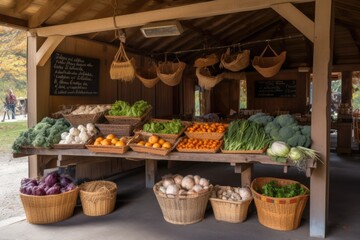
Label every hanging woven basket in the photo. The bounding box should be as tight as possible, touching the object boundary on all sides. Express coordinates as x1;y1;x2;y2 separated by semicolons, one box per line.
110;42;136;81
156;61;186;86
194;53;219;68
196;67;224;90
220;49;250;72
252;45;286;78
135;63;160;88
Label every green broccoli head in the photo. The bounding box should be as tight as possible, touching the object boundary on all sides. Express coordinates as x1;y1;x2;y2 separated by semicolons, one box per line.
274;114;296;127
301;125;311;136
278;126;296;142
265;121;280;134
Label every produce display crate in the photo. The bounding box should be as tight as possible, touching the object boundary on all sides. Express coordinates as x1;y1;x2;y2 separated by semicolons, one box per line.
221;147;267;154
176;140;222;153
137;119;190;144
86;144;130;154
153;182;212;225
250;177;310;231
104;107;152;125
52;143;86;149
184;123;228;140
20;187;79;224
128;135;180;156
80;181;117;216
209;186;253;223
63;104;110;127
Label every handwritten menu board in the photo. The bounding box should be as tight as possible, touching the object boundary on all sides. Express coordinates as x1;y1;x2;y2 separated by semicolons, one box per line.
255;80;296;98
50;52;99;96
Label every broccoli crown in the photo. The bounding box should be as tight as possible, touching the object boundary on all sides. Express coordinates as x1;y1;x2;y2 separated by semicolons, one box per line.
265;121;280;134
274;114;296;127
301;125;311;136
278;126;295;141
248;113;274;126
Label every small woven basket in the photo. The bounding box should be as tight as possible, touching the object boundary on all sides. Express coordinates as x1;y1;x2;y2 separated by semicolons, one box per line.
250;177;309;231
220;49;250;72
194;53;219;68
20;187;79;224
80;181;117;216
196;67;224;90
210;186;252;223
136;64;160;88
153;182;212;225
252;45;286;78
156;61;186;86
110;42;136;81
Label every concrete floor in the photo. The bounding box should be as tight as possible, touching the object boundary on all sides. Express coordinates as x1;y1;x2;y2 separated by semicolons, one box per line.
0;152;359;240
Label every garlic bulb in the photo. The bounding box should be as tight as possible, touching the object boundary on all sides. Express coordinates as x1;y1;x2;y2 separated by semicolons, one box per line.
162;177;175;188
181;176;195;190
166;184;179;195
174;175;183;185
69;127;80;136
192;184;203;193
199;178;209;187
194;175;201;185
239;188;252;200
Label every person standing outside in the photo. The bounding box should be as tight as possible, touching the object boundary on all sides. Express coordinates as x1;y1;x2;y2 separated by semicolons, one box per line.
5;89;17;120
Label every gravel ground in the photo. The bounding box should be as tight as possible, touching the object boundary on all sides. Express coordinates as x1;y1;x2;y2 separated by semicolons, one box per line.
0;153;27;221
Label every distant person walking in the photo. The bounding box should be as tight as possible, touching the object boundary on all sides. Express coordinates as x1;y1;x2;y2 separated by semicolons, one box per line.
3;89;17;121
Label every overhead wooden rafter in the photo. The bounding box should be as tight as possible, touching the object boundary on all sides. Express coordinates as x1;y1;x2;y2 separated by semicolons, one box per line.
32;0;315;37
60;0;95;24
13;0;33;14
28;0;67;28
0;13;28;29
36;35;65;67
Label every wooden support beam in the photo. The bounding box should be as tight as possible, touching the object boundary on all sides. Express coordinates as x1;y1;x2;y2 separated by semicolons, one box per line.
310;0;334;237
271;3;314;42
145;159;157;188
28;0;67;28
0;14;28;29
33;0;315;37
234;163;253;187
36;36;65;66
14;0;33;14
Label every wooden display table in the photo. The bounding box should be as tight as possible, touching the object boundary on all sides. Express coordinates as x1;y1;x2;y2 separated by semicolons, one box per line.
14;149;317;188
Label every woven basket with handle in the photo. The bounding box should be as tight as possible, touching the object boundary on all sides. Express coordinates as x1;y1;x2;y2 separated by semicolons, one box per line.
156;61;186;86
135;63;160;88
110;42;136;81
220;49;250;72
252;45;286;78
194;53;219;68
196;67;224;90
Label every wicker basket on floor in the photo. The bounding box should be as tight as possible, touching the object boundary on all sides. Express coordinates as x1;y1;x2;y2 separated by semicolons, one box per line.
210;186;252;223
20;187;79;224
153;182;212;225
250;177;309;231
80;181;117;216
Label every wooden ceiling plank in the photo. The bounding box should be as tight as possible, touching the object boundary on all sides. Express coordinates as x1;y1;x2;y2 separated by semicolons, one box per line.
0;13;28;29
271;3;314;42
14;0;33;14
36;35;65;66
61;0;96;24
28;0;67;28
33;0;315;36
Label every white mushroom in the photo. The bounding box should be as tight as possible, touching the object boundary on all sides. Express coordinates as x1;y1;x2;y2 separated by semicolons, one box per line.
162;177;175;188
174;175;183;185
166;184;179;195
181;176;195;190
194;175;201;185
199;178;210;187
192;184;203;193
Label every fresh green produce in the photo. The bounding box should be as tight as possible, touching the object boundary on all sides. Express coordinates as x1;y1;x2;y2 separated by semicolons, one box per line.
260;180;309;198
12;117;70;152
267;141;291;163
223;119;271;151
258;114;311;148
143;119;183;134
248;112;274;126
108;100;150;117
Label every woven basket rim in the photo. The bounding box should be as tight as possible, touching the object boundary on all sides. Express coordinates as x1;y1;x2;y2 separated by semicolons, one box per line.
80;181;117;193
19;187;79;198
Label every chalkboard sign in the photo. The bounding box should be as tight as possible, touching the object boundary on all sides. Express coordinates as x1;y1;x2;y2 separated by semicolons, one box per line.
50;52;99;96
255;80;296;98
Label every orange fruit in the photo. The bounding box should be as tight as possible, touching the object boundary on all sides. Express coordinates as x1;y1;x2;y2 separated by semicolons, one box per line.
115;140;126;147
152;143;161;148
145;142;153;147
111;138;119;145
137;141;145;146
162;142;172;149
148;135;159;144
106;134;116;140
96;136;104;142
101;139;111;145
158;138;165;145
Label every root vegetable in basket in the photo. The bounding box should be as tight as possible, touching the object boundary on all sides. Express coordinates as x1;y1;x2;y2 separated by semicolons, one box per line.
214;186;252;201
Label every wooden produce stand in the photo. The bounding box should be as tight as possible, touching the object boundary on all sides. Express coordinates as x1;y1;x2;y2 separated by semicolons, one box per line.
14;149;317;188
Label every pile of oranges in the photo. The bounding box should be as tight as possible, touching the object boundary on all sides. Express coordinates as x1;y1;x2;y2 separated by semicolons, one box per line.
93;134;127;147
136;135;172;149
186;122;226;133
177;138;222;150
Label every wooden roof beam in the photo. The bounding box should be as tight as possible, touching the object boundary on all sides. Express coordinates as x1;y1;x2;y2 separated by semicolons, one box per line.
0;14;28;29
14;0;33;14
28;0;67;28
61;0;95;24
36;36;65;66
271;3;314;42
32;0;315;37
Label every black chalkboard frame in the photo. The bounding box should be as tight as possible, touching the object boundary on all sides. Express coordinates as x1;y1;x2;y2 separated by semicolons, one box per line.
255;80;296;98
50;52;100;96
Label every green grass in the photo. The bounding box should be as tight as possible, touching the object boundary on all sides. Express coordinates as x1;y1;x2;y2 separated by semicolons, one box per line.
0;120;27;153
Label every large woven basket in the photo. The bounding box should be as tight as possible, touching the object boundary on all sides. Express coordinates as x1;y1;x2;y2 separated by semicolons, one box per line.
156;61;186;86
210;187;252;223
250;177;309;231
194;53;219;68
252;45;286;78
110;42;136;81
220;49;250;72
153;182;212;225
196;67;224;90
135;64;160;88
20;187;79;224
80;181;117;216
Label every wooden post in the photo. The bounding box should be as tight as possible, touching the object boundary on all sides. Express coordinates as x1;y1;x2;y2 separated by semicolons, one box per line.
27;33;39;178
234;163;253;187
310;0;334;237
145;159;157;188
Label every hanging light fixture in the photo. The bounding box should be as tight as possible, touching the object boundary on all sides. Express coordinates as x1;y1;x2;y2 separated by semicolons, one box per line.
140;20;183;38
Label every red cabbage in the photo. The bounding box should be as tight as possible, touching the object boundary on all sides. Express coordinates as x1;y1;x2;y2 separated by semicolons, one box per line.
60;176;73;187
21;178;31;185
33;186;46;196
46;185;61;195
64;183;76;192
20;186;26;194
44;173;58;187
